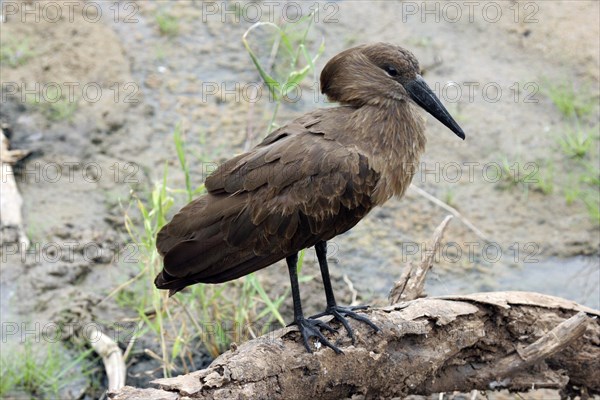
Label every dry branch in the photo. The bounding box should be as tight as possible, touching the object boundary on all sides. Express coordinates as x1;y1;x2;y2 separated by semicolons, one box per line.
389;215;453;303
51;293;127;393
109;218;600;399
87;325;127;392
408;184;491;243
0;128;30;248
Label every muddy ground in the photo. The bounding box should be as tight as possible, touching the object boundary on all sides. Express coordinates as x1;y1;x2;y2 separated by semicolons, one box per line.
1;0;599;399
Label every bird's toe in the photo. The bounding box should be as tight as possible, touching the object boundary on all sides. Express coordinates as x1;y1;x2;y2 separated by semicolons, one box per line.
311;304;381;343
337;306;381;332
294;317;342;354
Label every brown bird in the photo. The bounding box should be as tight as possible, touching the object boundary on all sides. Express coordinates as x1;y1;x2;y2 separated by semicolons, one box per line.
155;43;465;353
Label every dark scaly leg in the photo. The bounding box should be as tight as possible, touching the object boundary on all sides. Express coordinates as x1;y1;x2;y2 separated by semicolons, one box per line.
286;253;342;354
310;241;381;343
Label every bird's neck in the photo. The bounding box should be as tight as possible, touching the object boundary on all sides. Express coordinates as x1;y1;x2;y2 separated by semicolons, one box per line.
350;100;427;204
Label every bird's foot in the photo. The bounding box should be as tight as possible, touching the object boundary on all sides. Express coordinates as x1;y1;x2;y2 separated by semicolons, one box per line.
311;305;381;344
293;316;342;354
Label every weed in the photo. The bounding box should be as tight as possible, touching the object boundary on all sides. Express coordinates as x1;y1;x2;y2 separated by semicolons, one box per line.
26;85;78;122
442;186;456;207
552;148;600;222
0;38;34;67
583;193;600;225
580;162;600;224
497;156;532;191
496;155;554;196
531;161;554;195
580;160;600;187
0;342;96;398
46;99;78;122
563;184;580;206
156;12;179;36
242;10;325;133
557;125;593;159
555;133;600;222
544;81;594;118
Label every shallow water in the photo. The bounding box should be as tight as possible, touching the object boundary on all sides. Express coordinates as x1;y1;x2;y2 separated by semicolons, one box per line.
425;256;600;309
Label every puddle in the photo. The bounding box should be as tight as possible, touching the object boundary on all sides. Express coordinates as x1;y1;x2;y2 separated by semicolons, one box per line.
426;256;600;309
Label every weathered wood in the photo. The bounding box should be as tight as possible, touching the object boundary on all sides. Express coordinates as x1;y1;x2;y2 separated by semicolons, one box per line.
0;128;30;248
389;215;453;303
51;293;127;394
87;325;127;392
108;292;599;399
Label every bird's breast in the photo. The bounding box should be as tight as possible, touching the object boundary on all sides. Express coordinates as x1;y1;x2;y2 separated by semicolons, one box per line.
357;111;427;205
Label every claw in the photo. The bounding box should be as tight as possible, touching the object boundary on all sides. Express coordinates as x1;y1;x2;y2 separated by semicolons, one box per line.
294;317;342;354
310;305;380;344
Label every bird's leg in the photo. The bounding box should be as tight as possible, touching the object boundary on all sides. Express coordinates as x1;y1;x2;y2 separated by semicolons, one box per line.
286;253;341;354
311;241;381;343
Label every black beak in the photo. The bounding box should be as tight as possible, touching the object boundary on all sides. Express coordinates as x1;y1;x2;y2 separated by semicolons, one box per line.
405;75;465;140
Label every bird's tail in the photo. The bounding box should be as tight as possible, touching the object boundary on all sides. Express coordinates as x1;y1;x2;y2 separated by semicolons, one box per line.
154;270;187;297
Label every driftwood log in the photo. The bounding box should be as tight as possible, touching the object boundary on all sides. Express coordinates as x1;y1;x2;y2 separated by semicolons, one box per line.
109;217;600;399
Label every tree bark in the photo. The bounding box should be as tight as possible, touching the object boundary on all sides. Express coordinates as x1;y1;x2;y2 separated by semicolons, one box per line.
109;292;599;400
108;217;600;399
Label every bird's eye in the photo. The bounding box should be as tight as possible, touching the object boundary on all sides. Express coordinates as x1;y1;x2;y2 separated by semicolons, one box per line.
383;65;399;77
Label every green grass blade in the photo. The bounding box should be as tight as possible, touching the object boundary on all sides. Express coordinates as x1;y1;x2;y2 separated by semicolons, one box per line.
173;123;193;202
243;22;282;100
247;274;286;326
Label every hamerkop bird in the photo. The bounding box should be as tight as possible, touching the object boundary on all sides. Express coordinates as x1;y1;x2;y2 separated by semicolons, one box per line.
155;43;465;353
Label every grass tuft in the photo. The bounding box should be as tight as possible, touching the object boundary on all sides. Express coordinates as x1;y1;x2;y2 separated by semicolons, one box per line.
242;10;325;133
25;85;78;122
0;37;35;67
0;342;96;398
544;81;594;118
156;12;180;36
557;124;594;159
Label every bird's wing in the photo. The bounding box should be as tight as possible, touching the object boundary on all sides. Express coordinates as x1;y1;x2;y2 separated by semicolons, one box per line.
155;110;379;290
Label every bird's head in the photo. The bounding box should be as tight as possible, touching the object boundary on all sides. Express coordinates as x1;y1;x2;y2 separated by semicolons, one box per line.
320;43;465;140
